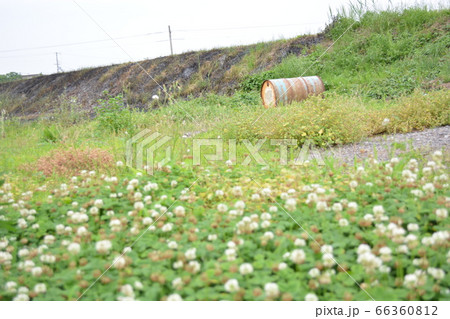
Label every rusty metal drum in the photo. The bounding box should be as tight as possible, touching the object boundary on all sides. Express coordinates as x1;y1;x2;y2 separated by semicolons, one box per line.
260;76;325;108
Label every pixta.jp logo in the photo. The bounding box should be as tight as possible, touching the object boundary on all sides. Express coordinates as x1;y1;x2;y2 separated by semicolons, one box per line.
126;129;172;175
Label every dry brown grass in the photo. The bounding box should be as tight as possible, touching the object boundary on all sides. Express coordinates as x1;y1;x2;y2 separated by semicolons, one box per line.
28;147;115;177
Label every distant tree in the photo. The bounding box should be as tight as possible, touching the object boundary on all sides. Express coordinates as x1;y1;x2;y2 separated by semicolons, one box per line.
0;72;22;83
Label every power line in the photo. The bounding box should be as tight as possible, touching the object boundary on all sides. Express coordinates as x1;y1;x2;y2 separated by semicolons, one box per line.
0;31;165;54
0;23;323;54
173;22;323;33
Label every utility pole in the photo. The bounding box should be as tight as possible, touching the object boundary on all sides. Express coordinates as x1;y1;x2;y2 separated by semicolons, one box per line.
168;25;173;56
55;52;63;73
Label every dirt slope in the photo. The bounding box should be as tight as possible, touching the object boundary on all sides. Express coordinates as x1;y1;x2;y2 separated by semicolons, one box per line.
0;34;324;117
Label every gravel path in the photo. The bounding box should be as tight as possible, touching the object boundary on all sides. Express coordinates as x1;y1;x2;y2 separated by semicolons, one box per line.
315;125;450;163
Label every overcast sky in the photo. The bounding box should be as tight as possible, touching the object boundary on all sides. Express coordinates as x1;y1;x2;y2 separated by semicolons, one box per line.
0;0;446;75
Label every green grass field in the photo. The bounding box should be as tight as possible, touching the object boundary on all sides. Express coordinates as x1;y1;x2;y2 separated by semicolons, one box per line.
0;4;449;301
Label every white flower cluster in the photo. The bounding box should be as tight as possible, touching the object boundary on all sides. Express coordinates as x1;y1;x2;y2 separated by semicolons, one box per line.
404;270;427;289
357;244;382;273
236;216;258;234
96;240;112;254
321;245;336;268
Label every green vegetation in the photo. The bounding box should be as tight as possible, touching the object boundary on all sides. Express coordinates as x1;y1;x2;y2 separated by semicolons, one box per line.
241;7;450;99
0;72;22;84
0;4;449;301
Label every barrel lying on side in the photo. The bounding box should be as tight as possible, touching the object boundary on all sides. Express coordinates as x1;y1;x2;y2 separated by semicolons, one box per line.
260;76;325;108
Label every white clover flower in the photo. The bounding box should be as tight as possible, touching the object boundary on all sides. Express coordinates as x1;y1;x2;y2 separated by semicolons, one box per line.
168;241;178;249
214;190;224;197
432;231;449;245
321;245;333;254
428;268;445;280
234;200;246;211
347;202;358;213
263;231;274;240
407;223;419;232
174;206;185;217
120;284;134;297
357;244;371;255
232;186;243;196
77;226;88;236
290;249;306;264
373;205;385;215
436;208;448;219
172;277;183;289
264;283;279;298
357;252;382;273
432;150;443;161
134;281;144;290
112;256;126;269
294;238;306;247
39;255;55;264
109;219;122;232
338;218;349;227
397;245;409;254
5;281;17;292
55;224;65;235
207;234;217;241
421;236;434;246
423;183;435;194
116;161;124;167
251;193;261;201
173;260;184;269
68;243;81;255
94;199;103;208
405;234;417;243
18;248;29;258
31;267;43;277
316;201;328;212
308;268;320;278
404;273;418;289
34;283;47;294
134;192;143;201
379;265;391;273
133;201;144;211
239;263;254;275
269;206;278;213
305;293;318;301
217;203;228;213
89;207;99;216
185;248;196;260
225;248;237;261
349;181;358;189
224;279;239;292
13;293;30;301
322;253;335;267
167;294;183;301
306;193;318;204
142;217;153;226
261;212;271;221
379;247;392;262
95;240;112;254
285;198;297;212
188;260;201;273
261;188;272;197
278;262;287;270
332;203;343;213
161;223;173;232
